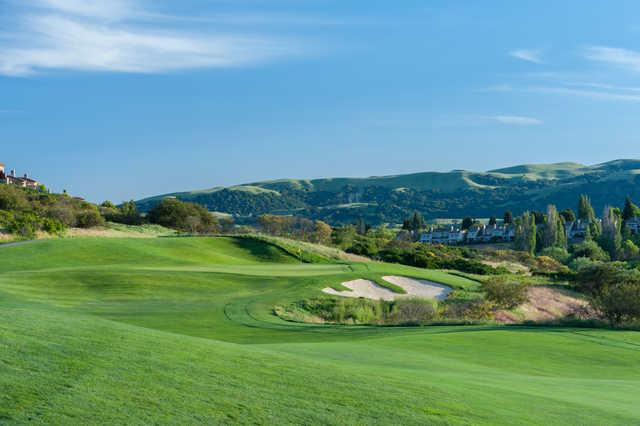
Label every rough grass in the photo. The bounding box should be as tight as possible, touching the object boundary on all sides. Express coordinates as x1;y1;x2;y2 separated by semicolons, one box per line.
1;237;640;424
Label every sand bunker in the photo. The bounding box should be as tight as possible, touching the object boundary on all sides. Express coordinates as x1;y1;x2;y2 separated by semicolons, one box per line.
322;276;452;301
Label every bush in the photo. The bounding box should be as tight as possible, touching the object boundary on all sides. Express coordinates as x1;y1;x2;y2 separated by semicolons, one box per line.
388;298;438;325
148;198;219;234
576;262;640;325
540;247;570;264
482;277;528;309
570;241;610;262
569;256;599;272
75;208;105;228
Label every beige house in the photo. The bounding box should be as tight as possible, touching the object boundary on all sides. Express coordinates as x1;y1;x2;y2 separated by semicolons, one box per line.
0;163;40;189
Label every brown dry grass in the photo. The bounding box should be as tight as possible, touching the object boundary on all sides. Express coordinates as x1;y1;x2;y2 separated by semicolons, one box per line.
495;286;593;324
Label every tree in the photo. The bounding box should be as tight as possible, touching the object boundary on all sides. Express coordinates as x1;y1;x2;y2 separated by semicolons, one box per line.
560;208;576;223
622;196;640;221
312;220;332;245
578;194;596;221
541;205;558;250
503;211;513;225
148;198;219;234
488;216;497;226
514;212;536;254
333;225;357;250
118;200;143;225
619;239;640;261
599;206;622;259
541;205;566;250
576;263;640;325
461;217;474;230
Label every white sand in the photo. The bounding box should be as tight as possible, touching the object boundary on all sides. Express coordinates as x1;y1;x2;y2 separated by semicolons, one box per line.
322;276;452;301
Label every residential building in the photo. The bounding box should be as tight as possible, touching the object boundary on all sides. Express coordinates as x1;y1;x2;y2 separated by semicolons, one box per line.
0;163;40;189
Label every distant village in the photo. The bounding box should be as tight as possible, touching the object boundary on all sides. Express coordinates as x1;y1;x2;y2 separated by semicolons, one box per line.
403;216;640;246
0;162;40;189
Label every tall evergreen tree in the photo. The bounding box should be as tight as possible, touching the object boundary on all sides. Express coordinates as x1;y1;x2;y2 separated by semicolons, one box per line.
489;216;497;226
503;211;513;224
599;206;622;259
578;194;596;221
514;212;537;254
541;205;562;249
622;196;640;221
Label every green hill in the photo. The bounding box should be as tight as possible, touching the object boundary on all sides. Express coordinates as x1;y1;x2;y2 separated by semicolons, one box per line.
2;236;640;424
136;159;640;224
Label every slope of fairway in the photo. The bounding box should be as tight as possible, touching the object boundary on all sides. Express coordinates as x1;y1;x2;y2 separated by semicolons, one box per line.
1;237;639;424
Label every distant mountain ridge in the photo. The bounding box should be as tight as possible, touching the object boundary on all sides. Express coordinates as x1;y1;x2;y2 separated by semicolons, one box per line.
136;159;640;225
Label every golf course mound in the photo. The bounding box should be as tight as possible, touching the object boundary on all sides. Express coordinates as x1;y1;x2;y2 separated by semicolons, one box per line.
322;276;452;301
1;236;640;424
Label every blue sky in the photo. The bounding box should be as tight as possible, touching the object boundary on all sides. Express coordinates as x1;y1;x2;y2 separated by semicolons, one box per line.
2;0;640;202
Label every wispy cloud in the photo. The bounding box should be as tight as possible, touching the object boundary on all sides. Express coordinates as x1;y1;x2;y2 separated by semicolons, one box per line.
0;0;304;76
439;114;543;127
487;115;543;125
584;46;640;72
509;48;544;64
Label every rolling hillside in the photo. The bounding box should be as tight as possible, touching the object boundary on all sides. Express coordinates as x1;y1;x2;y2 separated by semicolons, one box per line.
2;236;640;424
136;159;640;224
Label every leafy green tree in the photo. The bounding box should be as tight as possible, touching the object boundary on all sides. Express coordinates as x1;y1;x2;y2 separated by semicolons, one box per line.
503;211;513;224
461;217;474;230
619;239;640;261
560;208;576;223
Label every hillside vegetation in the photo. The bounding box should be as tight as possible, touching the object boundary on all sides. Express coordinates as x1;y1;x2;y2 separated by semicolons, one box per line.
2;236;640;424
135;159;640;224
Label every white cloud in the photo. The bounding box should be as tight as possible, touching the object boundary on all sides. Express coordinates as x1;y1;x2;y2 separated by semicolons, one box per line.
0;0;302;76
509;49;544;64
584;46;640;72
526;86;640;102
488;115;543;125
439;114;543;127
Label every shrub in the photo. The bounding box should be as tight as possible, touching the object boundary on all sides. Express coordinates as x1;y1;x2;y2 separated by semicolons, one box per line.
540;247;570;264
569;256;599;272
148;198;219;234
388;298;438;325
482;277;528;309
576;262;640;325
75;208;105;228
570;241;610;262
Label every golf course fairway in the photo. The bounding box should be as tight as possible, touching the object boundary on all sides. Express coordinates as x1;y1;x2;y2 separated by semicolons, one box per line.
1;237;639;424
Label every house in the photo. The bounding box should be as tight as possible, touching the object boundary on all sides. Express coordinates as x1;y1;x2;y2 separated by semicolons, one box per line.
420;226;465;245
465;224;483;243
482;224;515;242
0;163;40;189
626;217;640;234
465;224;514;244
565;219;591;241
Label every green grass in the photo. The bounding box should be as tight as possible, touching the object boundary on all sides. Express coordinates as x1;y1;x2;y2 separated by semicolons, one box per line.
1;236;640;424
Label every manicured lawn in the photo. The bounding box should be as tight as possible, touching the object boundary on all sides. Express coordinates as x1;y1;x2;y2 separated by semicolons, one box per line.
0;237;638;424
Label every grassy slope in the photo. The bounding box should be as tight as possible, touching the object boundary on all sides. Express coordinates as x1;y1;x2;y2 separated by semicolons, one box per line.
1;237;640;424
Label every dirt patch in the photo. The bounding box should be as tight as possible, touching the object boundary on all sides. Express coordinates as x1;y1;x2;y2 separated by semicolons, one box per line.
322;276;452;301
495;286;593;324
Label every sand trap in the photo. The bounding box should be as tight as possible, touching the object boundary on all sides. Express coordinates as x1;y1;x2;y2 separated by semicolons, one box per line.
322;276;452;301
